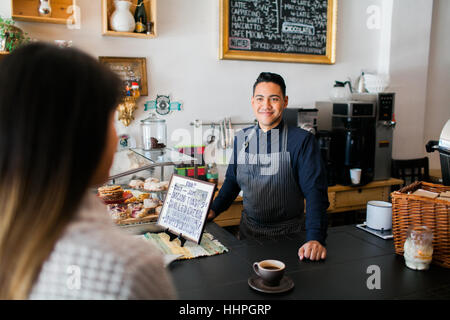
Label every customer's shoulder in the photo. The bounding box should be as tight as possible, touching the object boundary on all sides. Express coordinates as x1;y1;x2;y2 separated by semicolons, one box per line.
61;222;163;266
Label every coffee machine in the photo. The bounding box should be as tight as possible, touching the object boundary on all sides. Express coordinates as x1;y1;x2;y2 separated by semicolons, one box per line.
283;107;318;135
330;102;376;186
317;130;336;186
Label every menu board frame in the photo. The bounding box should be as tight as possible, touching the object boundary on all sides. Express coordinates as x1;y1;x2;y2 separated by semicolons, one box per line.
220;0;338;64
156;174;216;244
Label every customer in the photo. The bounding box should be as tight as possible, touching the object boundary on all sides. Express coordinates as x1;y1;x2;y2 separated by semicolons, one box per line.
0;43;175;299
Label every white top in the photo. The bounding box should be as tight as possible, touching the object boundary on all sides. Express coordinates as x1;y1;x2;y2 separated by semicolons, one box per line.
28;193;176;300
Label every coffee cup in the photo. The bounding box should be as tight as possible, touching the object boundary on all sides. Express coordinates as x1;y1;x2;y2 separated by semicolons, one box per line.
350;168;362;184
253;259;285;286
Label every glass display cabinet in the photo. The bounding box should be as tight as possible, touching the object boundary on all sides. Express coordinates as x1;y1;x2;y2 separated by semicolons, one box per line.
108;147;198;184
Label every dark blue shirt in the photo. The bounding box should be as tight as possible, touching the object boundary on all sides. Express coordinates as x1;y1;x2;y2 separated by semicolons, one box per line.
210;120;329;245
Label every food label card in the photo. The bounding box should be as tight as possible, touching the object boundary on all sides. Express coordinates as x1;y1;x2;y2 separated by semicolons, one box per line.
157;174;216;244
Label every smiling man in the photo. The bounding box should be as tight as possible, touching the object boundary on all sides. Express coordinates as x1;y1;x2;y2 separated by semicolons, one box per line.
208;72;329;261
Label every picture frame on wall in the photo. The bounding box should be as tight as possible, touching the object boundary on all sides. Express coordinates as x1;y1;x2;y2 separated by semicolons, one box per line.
98;56;148;96
220;0;338;64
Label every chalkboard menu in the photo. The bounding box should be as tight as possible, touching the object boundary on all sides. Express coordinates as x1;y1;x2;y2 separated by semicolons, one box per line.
220;0;337;64
157;175;216;244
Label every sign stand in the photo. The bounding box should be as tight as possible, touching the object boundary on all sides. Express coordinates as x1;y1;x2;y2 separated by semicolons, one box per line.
165;228;187;247
157;174;217;247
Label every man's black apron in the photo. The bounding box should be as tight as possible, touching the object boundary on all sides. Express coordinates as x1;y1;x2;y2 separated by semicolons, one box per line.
236;123;305;240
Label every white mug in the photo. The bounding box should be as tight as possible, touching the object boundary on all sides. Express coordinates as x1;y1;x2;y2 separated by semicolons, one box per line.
366;200;392;230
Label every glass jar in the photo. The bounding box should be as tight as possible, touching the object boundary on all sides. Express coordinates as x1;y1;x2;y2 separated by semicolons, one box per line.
141;114;167;151
403;226;433;270
206;163;219;184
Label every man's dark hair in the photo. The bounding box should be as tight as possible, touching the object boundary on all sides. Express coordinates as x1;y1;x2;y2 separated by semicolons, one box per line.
253;72;286;97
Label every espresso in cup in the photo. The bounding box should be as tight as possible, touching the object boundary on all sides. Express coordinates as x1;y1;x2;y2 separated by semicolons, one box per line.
253;259;285;286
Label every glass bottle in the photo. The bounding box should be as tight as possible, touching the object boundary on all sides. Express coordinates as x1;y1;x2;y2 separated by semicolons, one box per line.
134;0;147;33
206;163;219;184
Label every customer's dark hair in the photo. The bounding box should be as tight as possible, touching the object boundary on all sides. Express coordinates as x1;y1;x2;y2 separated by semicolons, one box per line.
253;72;286;97
0;42;122;299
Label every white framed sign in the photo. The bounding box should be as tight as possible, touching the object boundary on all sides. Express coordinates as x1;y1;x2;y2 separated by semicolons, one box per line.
157;174;216;244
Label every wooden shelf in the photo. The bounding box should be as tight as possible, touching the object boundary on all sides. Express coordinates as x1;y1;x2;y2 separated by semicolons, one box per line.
102;0;157;38
11;0;76;25
0;51;8;62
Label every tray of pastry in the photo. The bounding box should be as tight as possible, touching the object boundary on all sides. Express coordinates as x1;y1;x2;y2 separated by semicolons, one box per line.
97;176;171;233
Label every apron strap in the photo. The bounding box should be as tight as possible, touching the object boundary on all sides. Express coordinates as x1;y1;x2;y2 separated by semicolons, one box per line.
282;123;288;152
239;125;258;154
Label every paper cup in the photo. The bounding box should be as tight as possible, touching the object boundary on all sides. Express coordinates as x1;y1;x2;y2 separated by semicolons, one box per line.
350;168;362;184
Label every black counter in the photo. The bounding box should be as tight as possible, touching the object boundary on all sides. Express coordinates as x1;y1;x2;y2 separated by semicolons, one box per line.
169;223;450;300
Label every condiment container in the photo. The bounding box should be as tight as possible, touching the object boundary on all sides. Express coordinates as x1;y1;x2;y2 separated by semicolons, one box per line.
403;226;433;270
141;114;167;150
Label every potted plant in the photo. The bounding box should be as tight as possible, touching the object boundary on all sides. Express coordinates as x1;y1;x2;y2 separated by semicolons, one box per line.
0;16;30;52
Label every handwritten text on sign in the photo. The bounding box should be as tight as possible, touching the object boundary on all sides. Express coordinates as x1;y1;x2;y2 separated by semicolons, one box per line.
229;0;328;55
158;177;214;243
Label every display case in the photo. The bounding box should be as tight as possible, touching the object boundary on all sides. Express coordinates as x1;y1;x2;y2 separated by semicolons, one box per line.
103;147;198;234
108;147;198;183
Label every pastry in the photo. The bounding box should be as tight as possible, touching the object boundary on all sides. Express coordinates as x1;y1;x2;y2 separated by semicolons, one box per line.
107;204;129;221
98;185;124;201
138;193;151;201
143;198;159;209
144;177;160;184
129;179;144;189
128;202;150;218
155;205;163;215
159;181;169;190
144;181;164;192
124;196;137;203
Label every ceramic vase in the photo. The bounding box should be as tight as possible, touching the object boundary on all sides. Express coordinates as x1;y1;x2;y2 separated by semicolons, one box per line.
110;1;135;33
38;0;52;17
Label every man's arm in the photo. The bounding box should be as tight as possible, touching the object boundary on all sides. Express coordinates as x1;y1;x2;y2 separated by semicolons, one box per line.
296;133;329;246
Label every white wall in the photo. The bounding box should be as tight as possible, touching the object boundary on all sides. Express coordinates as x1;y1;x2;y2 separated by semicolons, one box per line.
424;0;450;169
0;0;381;142
389;0;433;160
1;0;444;170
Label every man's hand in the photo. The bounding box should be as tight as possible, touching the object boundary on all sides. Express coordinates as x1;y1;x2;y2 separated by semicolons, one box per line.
207;209;216;221
298;240;327;261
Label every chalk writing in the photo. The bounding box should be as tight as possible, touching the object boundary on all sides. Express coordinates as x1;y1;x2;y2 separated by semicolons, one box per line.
229;0;328;55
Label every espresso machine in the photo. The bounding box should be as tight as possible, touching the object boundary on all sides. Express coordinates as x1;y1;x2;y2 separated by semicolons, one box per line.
330;102;376;186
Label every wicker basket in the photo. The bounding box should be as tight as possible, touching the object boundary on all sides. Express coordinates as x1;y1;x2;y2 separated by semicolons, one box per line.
391;181;450;268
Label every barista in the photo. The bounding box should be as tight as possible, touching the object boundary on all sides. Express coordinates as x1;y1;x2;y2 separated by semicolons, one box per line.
208;72;329;261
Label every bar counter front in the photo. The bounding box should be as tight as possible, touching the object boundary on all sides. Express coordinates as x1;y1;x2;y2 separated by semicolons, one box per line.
169;223;450;300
